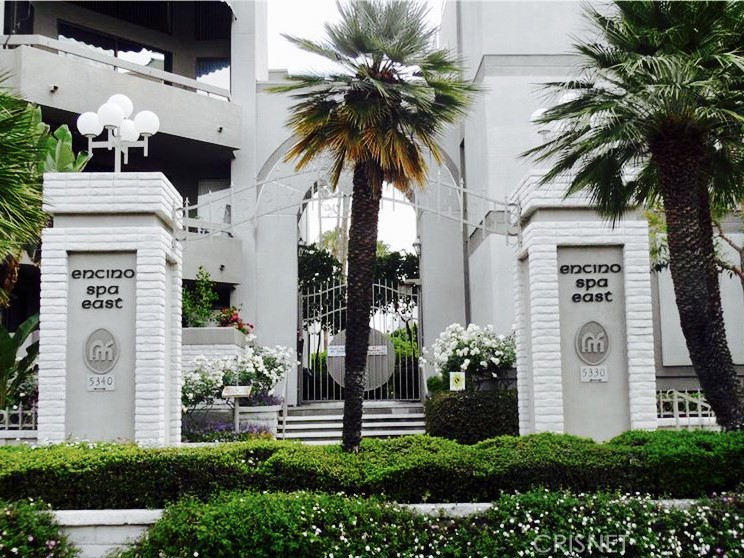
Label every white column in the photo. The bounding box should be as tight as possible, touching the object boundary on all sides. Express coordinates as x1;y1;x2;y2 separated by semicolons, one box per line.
38;172;183;445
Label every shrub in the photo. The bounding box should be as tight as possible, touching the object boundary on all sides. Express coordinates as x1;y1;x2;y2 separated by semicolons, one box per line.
182;266;218;327
423;323;515;390
113;490;744;558
1;432;744;509
425;390;519;444
0;499;78;557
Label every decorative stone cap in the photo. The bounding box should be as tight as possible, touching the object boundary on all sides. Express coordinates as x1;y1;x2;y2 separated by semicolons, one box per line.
43;172;182;229
511;170;594;222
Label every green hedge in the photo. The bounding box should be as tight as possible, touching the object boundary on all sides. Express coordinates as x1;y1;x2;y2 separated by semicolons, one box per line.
113;490;744;558
425;390;519;443
0;499;78;557
1;431;744;508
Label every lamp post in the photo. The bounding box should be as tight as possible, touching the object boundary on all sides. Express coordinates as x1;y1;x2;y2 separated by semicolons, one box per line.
76;94;160;173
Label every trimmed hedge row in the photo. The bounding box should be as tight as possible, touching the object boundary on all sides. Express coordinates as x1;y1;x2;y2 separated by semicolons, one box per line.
424;390;519;443
1;431;743;508
0;499;78;557
114;490;744;558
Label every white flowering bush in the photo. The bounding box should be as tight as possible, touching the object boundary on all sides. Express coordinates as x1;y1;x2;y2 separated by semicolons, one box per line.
423;323;515;390
182;343;294;417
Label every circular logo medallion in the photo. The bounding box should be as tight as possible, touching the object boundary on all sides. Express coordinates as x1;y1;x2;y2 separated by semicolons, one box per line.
575;321;609;366
84;328;119;374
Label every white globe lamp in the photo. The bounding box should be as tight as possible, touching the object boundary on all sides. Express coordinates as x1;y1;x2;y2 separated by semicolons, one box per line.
133;111;160;137
97;102;124;130
107;94;134;119
119;119;140;143
76;111;103;138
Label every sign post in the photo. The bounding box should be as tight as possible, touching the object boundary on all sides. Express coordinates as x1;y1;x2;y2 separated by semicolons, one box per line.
37;172;183;445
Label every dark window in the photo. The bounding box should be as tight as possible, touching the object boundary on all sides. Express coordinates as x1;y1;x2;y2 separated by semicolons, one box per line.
58;21;173;73
194;1;232;41
3;1;33;35
68;1;172;35
0;265;40;332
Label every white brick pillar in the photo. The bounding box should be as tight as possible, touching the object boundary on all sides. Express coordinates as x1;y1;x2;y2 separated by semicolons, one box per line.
512;172;657;441
38;172;183;445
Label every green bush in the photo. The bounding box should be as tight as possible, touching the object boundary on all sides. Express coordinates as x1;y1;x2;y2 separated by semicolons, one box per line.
2;431;744;508
0;499;78;557
425;390;519;444
114;490;744;558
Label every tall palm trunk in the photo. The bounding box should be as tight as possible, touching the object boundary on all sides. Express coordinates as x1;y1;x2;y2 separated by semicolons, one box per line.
342;162;381;451
652;131;744;430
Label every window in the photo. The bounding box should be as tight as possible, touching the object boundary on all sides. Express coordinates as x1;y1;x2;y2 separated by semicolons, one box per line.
196;58;230;91
58;21;172;73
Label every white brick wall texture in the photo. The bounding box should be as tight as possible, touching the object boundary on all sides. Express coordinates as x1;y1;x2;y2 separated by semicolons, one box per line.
512;173;658;435
39;173;183;446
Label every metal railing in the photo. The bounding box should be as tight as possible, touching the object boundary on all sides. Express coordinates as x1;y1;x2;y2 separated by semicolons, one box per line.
656;390;719;430
0;404;37;431
1;34;231;100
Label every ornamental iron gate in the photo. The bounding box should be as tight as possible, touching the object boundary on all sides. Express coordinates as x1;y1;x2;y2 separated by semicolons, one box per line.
299;279;421;402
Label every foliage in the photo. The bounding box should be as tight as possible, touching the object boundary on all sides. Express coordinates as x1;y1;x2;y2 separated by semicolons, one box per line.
524;0;744;429
374;250;419;285
298;244;343;291
2;431;744;509
389;323;418;359
0;499;78;558
182;266;218;327
0;83;46;306
0;314;39;408
425;390;519;444
423;323;516;391
39;123;90;173
214;306;254;335
114;489;744;558
426;374;446;394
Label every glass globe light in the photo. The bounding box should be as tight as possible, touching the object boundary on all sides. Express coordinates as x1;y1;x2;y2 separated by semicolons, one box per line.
107;94;134;119
97;102;124;130
76;111;103;138
133;111;160;137
119;119;140;142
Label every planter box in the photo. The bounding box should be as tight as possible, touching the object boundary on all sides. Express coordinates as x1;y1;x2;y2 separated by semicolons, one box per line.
237;404;282;435
182;327;246;371
183;327;246;348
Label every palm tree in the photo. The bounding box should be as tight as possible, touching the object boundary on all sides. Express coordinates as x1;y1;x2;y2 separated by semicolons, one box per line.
272;0;474;451
0;81;46;307
525;1;744;429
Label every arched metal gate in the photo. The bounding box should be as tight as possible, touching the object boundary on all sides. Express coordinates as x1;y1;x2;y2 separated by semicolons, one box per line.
298;279;421;402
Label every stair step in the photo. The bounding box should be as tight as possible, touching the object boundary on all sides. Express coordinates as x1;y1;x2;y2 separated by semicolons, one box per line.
285;413;425;422
284;421;425;432
282;428;425;439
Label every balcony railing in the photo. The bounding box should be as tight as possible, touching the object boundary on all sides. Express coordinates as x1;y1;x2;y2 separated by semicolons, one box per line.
0;404;37;431
0;34;231;100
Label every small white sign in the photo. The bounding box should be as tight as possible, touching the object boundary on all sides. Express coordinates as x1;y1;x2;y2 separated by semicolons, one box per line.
87;373;115;391
327;345;388;358
222;386;253;398
450;372;466;391
580;366;608;383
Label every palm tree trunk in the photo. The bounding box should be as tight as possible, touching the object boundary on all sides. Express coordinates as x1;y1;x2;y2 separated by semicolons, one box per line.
342;162;381;451
653;133;744;430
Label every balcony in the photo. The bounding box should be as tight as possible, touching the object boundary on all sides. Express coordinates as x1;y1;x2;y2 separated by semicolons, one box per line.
0;35;241;149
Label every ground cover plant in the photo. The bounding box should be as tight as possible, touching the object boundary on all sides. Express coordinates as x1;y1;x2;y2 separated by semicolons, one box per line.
113;490;744;558
1;431;743;509
0;498;78;557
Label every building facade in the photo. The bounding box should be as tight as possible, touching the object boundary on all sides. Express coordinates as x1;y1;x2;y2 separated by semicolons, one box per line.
1;0;741;410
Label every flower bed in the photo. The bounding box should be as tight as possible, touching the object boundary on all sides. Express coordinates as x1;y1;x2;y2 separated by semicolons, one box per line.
112;490;744;558
1;431;743;509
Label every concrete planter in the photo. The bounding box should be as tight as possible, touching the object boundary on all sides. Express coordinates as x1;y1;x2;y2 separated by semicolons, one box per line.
182;327;246;348
238;404;282;435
